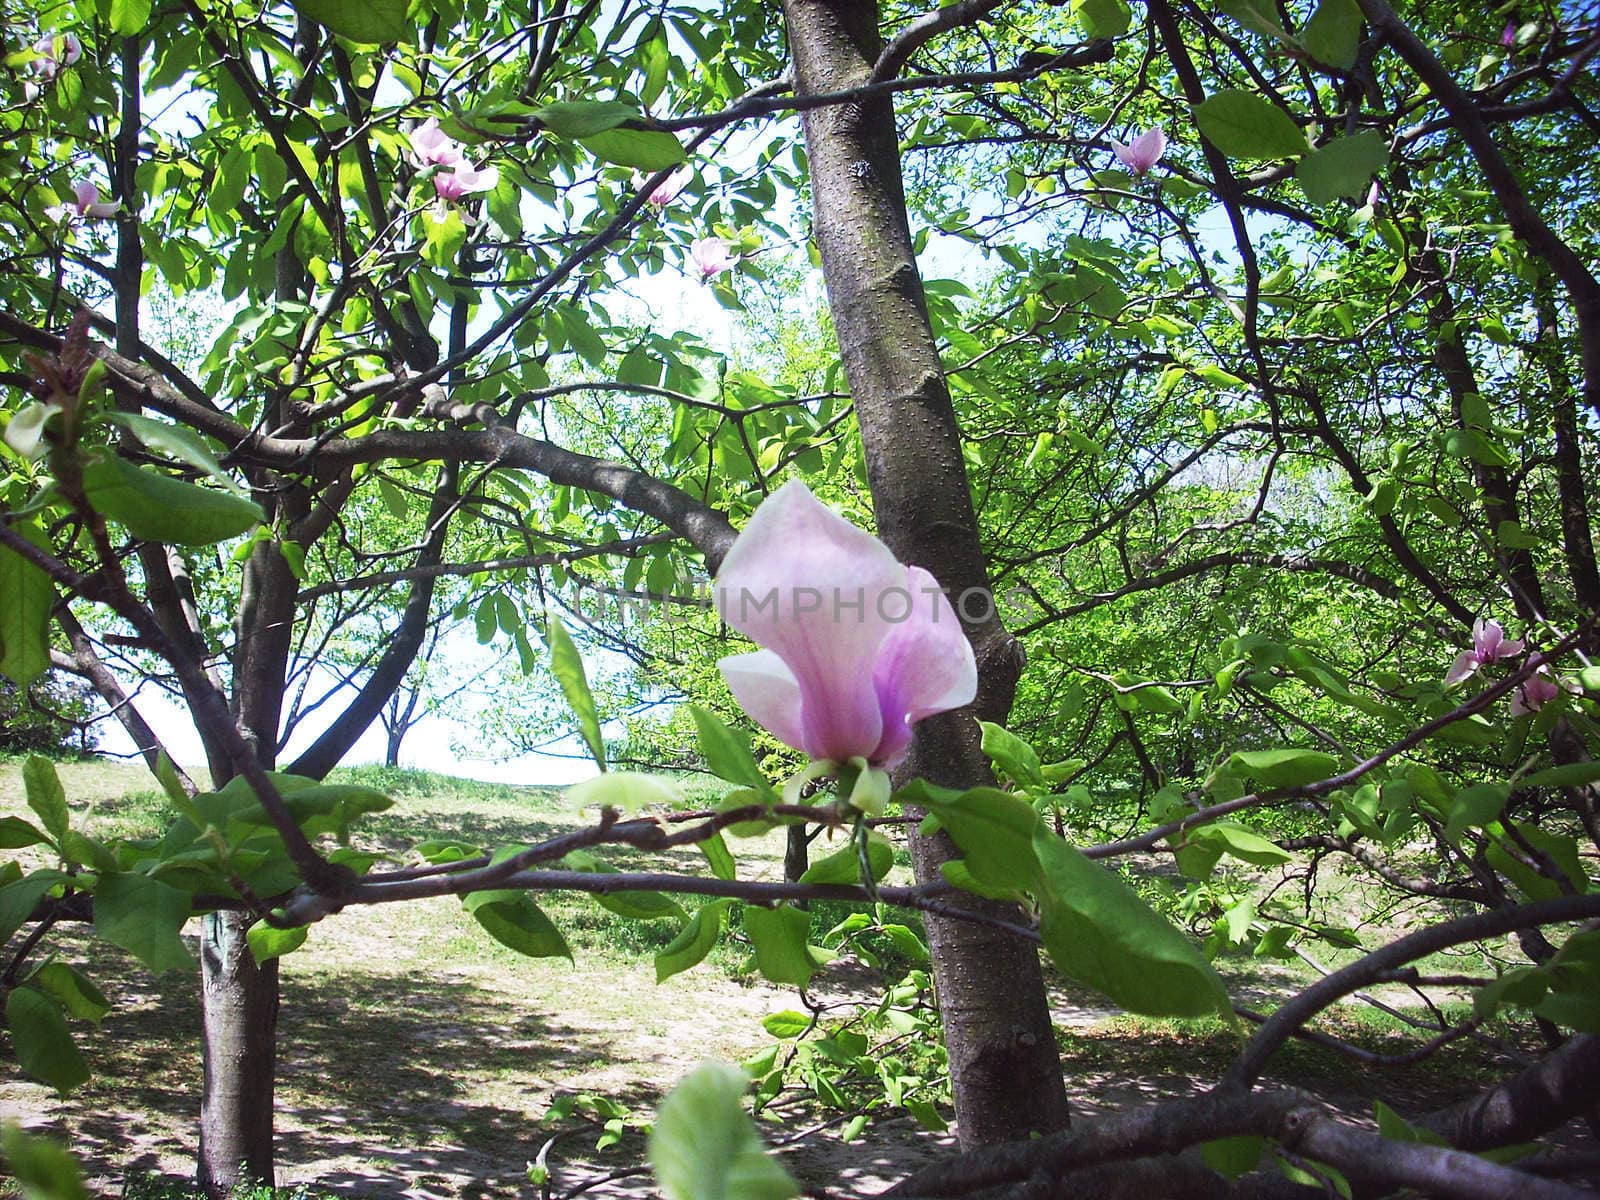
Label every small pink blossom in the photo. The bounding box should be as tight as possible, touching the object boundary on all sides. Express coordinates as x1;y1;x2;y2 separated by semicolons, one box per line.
1365;181;1380;208
45;181;119;224
1510;666;1561;717
432;159;498;201
408;118;463;168
1445;618;1525;686
714;481;977;770
1501;22;1517;47
32;31;82;81
688;236;738;280
634;166;691;209
1111;127;1167;177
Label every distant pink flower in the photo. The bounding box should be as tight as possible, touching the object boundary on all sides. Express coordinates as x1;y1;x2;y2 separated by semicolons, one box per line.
1365;181;1380;208
714;481;976;769
32;31;81;81
688;236;738;280
432;159;498;201
1510;667;1561;717
1111;127;1167;176
45;181;119;224
1445;618;1525;686
1501;22;1517;47
634;166;691;209
408;118;462;168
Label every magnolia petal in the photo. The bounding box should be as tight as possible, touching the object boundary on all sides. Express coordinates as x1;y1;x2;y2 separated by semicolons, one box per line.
1444;649;1480;687
867;566;977;765
1132;126;1167;164
719;649;810;753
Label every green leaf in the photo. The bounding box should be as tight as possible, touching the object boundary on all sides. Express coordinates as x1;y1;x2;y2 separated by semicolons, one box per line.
0;815;48;849
580;128;686;172
545;615;605;769
701;832;738;881
1295;131;1388;205
93;872;195;974
978;722;1045;790
1218;0;1289;38
691;706;774;797
1076;0;1132;39
0;519;53;688
6;988;89;1096
1487;828;1586;901
1033;828;1230;1017
902;782;1040;900
1444;782;1509;843
648;1062;798;1200
760;1010;811;1038
287;0;409;41
108;0;152;34
798;833;892;885
567;772;681;815
463;890;572;960
1194;91;1307;160
534;100;640;138
0;870;68;946
30;962;111;1024
1190;822;1293;866
1301;0;1362;69
247;923;309;964
744;904;816;988
656;899;732;982
639;25;671;109
1227;748;1339;788
101;413;249;497
82;453;264;546
562;853;685;920
23;755;68;842
1203;1136;1265;1179
1521;762;1600;789
1;1123;92;1200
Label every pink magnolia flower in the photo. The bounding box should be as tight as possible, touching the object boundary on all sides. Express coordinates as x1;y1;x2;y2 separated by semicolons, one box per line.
1111;127;1167;176
634;166;691;209
1501;22;1517;47
1510;666;1561;717
1445;618;1525;686
714;480;977;769
688;236;738;280
433;158;498;201
45;181;119;224
32;31;82;80
408;118;462;168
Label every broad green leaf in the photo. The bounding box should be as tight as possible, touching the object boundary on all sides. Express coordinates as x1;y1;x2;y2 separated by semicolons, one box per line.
1487;829;1586;900
1301;0;1362;69
0;871;68;946
534;100;639;138
247;923;309;964
640;25;671;109
1194;91;1307;160
0;815;48;849
1076;0;1132;39
744;904;816;988
30;963;111;1024
1;1123;92;1200
109;0;152;34
6;988;89;1096
648;1062;798;1200
1193;822;1293;867
103;412;248;499
545;615;605;769
1218;0;1291;39
93;872;195;974
463;889;572;960
580;128;686;171
691;706;774;797
978;722;1045;790
903;781;1041;900
1203;1136;1265;1179
656;899;732;982
1034;829;1230;1017
798;832;892;885
566;772;681;814
1227;748;1339;788
0;519;53;688
23;755;68;842
1295;131;1389;205
287;0;409;41
1521;763;1600;789
1444;782;1509;843
1374;1099;1448;1146
701;832;738;881
81;453;264;546
562;852;685;920
760;1010;811;1038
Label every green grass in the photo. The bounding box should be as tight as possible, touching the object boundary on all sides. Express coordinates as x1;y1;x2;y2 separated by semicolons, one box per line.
123;1175;336;1200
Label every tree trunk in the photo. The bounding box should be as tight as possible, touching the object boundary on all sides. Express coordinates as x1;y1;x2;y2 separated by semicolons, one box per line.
199;910;280;1195
781;0;1071;1147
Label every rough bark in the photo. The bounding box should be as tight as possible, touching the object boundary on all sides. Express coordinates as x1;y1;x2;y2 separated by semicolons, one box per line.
781;0;1071;1146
